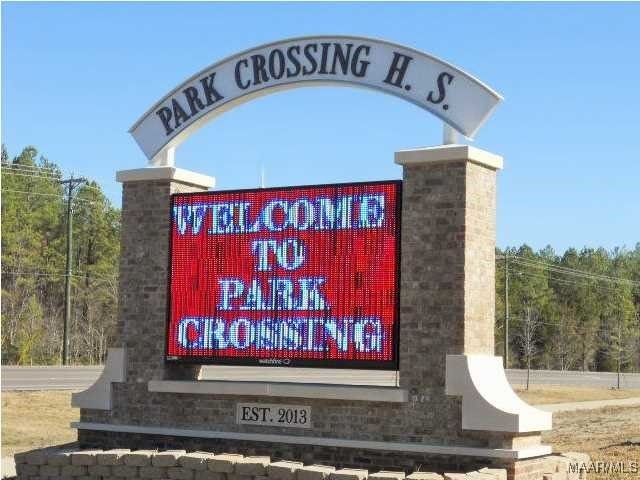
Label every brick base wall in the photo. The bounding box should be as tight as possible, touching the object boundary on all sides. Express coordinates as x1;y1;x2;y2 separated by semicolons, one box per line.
77;430;494;472
13;445;590;480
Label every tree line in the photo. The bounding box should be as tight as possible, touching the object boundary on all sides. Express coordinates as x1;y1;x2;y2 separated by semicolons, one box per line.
496;245;640;375
1;146;120;364
1;144;639;371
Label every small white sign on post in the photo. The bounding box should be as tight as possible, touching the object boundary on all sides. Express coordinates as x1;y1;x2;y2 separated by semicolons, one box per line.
236;403;312;429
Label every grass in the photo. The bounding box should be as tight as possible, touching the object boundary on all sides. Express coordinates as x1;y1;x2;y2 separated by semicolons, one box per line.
1;391;78;458
544;406;640;480
516;386;640;480
514;384;640;405
1;389;639;479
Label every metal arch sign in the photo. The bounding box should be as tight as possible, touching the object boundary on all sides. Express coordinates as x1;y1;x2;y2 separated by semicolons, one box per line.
129;36;503;165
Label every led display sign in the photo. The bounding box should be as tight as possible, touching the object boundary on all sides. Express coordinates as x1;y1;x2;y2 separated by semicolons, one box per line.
167;180;401;369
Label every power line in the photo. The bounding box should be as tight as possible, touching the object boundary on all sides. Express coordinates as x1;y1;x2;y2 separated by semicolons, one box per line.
2;164;61;173
1;163;59;173
1;170;62;181
2;188;65;199
2;169;60;180
1;270;117;280
513;260;639;287
2;166;122;200
502;254;639;286
509;268;629;294
510;255;638;284
2;188;104;205
2;164;60;174
1;271;63;277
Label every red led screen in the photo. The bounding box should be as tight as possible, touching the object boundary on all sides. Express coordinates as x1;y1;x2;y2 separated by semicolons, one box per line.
167;180;401;369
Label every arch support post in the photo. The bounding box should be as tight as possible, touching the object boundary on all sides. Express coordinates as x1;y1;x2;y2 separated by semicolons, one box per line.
150;147;175;167
395;144;551;458
114;166;215;380
75;166;215;415
395;144;503;362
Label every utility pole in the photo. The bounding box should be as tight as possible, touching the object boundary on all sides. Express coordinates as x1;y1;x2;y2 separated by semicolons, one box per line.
59;175;87;365
504;252;509;369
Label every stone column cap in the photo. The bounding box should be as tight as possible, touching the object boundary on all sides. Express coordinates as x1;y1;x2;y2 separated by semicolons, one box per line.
394;144;503;170
116;167;215;189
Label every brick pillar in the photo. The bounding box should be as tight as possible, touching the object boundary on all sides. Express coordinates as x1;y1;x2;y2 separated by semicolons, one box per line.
396;145;502;392
115;167;215;383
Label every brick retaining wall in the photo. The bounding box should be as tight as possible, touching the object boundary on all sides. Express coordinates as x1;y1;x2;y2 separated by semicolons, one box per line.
13;447;589;480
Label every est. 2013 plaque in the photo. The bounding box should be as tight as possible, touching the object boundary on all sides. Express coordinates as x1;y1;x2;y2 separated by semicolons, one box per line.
236;403;311;429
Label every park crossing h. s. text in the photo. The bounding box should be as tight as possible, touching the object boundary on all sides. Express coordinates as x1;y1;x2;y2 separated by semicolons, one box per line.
154;40;456;137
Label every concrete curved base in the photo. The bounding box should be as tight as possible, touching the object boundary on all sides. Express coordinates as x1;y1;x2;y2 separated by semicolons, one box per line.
72;348;126;410
445;354;552;433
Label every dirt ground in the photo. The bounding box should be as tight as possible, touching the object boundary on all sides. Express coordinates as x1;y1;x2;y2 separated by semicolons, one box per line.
514;385;640;405
544;406;640;480
1;389;639;479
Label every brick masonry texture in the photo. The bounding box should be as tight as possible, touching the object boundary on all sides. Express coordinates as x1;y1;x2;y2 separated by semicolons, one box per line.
13;447;590;480
77;430;494;473
82;162;508;444
75;160;560;476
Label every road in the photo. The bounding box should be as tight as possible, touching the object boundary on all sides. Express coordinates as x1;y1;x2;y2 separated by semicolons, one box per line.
2;365;639;391
506;368;640;388
1;365;103;391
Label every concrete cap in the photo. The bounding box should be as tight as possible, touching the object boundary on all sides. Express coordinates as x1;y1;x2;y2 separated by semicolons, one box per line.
123;450;157;467
208;454;243;473
153;450;187;467
330;469;368;480
406;474;443;480
116;167;215;189
297;465;336;480
369;471;406;480
179;452;215;470
394;144;503;170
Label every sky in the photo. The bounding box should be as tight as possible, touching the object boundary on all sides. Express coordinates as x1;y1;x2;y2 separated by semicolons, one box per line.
2;1;639;254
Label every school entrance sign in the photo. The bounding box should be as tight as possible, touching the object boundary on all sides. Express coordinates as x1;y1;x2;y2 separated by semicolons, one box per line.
67;35;570;480
129;36;502;166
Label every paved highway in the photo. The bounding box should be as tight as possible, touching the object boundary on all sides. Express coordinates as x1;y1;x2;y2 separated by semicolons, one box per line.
506;368;640;388
2;365;639;391
1;365;104;391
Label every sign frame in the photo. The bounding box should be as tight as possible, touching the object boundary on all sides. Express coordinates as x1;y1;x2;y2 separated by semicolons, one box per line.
164;179;402;371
